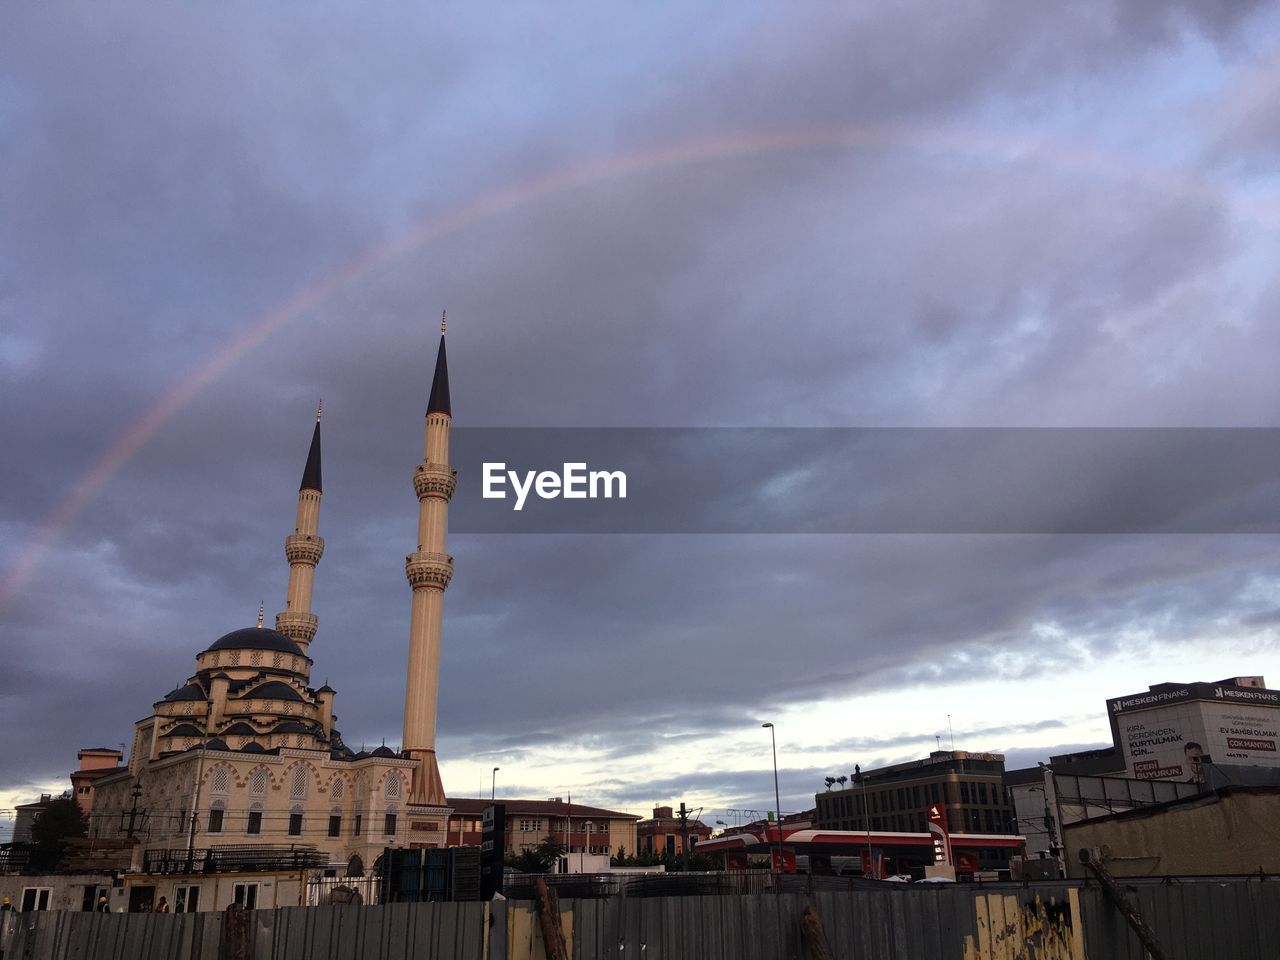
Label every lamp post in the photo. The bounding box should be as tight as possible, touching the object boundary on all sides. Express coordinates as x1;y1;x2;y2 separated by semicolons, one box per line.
491;767;500;801
582;821;593;872
856;764;872;878
761;722;784;872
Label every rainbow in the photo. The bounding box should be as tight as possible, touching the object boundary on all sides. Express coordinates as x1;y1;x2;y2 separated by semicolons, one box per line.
0;123;1260;609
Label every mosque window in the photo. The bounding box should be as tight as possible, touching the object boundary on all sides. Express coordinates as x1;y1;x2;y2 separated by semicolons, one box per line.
246;808;262;835
288;808;303;836
207;802;225;834
330;778;345;800
249;769;268;796
353;814;363;836
250;651;262;666
230;652;241;665
328;815;342;838
212;768;230;794
272;653;282;668
383;813;398;835
384;774;402;800
291;766;308;799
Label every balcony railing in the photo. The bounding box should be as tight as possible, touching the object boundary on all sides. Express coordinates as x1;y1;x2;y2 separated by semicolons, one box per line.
142;845;329;874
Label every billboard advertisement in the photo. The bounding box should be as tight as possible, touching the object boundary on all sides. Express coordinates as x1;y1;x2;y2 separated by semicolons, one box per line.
1109;682;1280;782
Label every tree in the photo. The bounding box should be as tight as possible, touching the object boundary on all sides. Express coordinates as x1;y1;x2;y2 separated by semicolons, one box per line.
824;777;836;790
506;835;566;874
836;775;848;788
30;797;87;871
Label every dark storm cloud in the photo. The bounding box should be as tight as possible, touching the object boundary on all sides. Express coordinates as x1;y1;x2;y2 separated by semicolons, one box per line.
3;0;1279;804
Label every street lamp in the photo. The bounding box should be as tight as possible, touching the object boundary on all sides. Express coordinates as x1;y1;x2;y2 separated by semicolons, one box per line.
761;722;784;872
491;767;500;801
856;764;872;878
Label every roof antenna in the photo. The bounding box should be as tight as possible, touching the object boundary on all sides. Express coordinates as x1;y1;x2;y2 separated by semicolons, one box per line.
947;714;955;750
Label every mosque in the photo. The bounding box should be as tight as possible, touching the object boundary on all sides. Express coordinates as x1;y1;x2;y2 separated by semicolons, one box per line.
92;323;459;877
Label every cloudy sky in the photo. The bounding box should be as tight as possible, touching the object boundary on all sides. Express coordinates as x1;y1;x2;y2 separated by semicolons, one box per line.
3;2;1280;837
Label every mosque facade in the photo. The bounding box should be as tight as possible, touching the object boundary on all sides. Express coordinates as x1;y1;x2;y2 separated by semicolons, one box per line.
91;328;458;875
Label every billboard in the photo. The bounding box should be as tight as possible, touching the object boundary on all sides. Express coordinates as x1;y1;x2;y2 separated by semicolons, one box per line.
1108;682;1280;782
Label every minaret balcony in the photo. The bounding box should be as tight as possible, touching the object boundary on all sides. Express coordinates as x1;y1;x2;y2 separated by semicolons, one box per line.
405;551;454;589
413;462;457;500
275;611;319;643
284;533;325;564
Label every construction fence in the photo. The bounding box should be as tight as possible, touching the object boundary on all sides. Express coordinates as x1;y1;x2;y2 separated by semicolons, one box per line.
2;875;1277;959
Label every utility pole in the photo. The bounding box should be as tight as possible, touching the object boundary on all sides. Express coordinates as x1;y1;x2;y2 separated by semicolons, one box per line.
677;802;691;872
119;779;147;840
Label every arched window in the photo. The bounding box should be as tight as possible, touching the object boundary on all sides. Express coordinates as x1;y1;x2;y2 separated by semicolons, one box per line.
329;777;345;802
246;802;263;835
207;799;226;834
346;853;364;878
384;773;402;801
211;767;231;795
290;765;308;800
249;768;268;797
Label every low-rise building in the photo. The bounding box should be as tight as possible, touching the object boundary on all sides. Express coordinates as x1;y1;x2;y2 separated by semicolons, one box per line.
1063;785;1280;878
636;805;712;857
69;748;124;816
445;798;638;858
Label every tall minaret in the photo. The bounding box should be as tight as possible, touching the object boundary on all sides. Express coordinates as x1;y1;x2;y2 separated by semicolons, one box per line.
275;404;324;660
402;315;456;806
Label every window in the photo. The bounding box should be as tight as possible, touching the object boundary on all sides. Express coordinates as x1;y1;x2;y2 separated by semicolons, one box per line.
288;813;303;836
174;885;200;913
232;883;259;910
21;888;52;911
384;813;397;835
249;768;268;796
328;815;342;838
207;806;224;833
246;809;262;835
353;814;363;836
78;786;91;796
81;885;109;912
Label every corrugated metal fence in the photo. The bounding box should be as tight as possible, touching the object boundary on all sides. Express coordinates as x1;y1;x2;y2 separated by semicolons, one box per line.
3;877;1278;959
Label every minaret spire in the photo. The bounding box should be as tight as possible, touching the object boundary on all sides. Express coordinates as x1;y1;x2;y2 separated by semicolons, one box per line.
402;325;456;810
276;410;325;659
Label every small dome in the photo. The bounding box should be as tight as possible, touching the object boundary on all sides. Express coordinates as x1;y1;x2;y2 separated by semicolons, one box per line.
316;684;336;695
163;723;204;737
204;738;229;751
162;683;206;703
205;627;302;656
241;681;305;702
271;720;311;734
240;742;268;753
221;721;258;736
370;745;398;759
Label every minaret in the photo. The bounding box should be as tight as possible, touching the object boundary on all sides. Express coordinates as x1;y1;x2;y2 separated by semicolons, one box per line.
402;314;456;806
275;404;324;659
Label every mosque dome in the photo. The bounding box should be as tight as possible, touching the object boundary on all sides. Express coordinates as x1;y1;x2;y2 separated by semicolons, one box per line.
205;627;303;656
